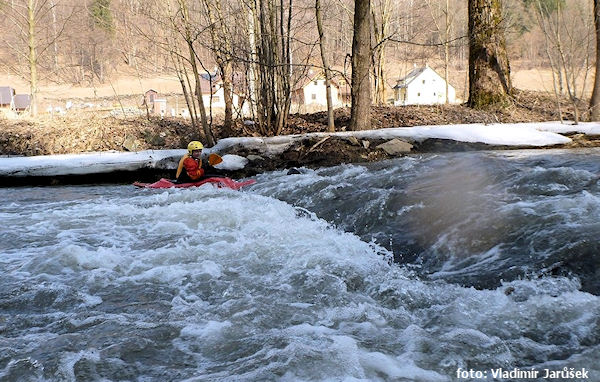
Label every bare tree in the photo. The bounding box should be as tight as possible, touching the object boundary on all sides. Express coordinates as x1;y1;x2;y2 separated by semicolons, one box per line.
201;0;235;135
468;0;512;108
349;0;371;130
316;0;335;131
371;0;391;105
175;0;214;145
592;0;600;120
426;0;454;104
0;0;69;116
525;0;594;123
243;0;295;136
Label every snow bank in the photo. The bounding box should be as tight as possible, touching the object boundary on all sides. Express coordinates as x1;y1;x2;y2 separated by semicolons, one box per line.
212;121;578;154
1;121;596;178
214;154;248;171
0;149;184;177
534;121;600;135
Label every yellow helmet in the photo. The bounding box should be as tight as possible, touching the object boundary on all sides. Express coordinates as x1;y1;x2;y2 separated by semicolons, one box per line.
187;141;204;153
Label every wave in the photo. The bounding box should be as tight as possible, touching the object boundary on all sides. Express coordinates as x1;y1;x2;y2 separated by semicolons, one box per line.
251;149;600;294
1;179;599;380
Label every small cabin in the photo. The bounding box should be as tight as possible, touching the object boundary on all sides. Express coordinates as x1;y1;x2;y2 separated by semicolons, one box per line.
13;94;31;112
144;89;158;106
0;86;15;108
393;64;456;106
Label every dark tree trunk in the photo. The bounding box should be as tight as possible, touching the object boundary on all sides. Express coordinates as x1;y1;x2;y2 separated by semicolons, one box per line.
349;0;371;130
468;0;512;109
591;0;600;120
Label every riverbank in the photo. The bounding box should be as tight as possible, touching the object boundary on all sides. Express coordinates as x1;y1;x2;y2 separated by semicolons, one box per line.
0;90;585;157
2;90;600;186
2;121;600;186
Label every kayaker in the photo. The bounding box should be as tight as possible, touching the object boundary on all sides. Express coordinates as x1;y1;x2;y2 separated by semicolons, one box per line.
175;141;205;183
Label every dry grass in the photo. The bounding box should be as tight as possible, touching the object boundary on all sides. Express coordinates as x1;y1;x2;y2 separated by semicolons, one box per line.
0;89;584;157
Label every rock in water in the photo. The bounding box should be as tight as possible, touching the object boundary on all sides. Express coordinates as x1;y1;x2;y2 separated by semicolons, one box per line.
376;139;413;155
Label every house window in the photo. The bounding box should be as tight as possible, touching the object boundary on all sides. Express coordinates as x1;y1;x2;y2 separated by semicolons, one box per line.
314;81;318;86
213;96;220;103
422;80;425;84
417;92;420;97
311;94;317;100
433;92;436;96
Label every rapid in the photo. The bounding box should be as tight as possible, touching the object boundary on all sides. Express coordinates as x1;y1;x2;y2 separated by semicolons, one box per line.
1;148;599;381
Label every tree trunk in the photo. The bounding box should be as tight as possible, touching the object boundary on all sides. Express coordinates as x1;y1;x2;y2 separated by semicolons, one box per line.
590;0;600;120
371;0;390;106
203;0;234;135
274;0;293;136
178;0;214;145
316;0;335;132
188;40;214;146
222;62;234;134
49;0;59;71
246;1;259;124
252;0;292;136
444;0;450;104
350;0;371;130
468;0;512;109
27;0;38;117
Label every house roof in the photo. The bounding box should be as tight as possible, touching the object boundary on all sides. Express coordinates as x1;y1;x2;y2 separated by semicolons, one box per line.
392;64;456;91
0;86;15;105
197;71;247;96
13;94;31;110
294;72;340;91
393;66;429;89
198;76;220;95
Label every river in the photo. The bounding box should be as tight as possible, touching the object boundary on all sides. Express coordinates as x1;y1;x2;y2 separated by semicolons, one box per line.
1;148;599;381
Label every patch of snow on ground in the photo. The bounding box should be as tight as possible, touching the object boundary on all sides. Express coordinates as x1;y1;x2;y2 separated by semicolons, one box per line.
2;121;598;177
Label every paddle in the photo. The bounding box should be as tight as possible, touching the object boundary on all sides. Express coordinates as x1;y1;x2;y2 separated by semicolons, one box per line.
208;153;223;166
203;153;226;177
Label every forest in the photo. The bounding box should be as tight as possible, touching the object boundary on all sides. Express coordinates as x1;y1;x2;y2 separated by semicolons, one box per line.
1;0;600;143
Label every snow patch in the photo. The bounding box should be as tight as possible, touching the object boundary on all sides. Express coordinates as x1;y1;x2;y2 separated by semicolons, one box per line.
2;121;596;178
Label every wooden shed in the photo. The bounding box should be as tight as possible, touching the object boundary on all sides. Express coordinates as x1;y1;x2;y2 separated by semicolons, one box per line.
144;89;158;106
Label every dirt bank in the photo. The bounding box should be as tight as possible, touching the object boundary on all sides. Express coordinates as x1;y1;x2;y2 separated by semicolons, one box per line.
0;89;588;157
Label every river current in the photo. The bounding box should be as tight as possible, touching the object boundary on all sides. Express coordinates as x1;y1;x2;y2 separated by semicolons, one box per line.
1;149;599;381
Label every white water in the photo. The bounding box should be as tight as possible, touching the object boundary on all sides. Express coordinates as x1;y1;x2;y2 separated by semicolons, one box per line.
1;163;600;381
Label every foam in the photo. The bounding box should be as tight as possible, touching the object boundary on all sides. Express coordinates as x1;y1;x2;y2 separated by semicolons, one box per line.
359;351;449;381
180;320;232;339
2;176;600;380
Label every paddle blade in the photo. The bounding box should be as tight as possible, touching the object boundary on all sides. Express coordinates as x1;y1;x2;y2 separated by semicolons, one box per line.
208;153;223;166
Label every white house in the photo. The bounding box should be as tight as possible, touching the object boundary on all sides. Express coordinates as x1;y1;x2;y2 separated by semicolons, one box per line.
292;72;341;108
199;73;249;116
393;64;456;106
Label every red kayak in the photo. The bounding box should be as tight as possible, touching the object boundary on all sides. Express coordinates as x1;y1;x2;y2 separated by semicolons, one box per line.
133;177;256;190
